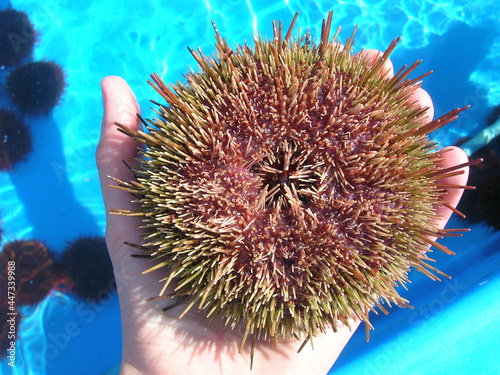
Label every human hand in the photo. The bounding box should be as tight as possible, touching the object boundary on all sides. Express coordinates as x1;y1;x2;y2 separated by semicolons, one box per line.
96;50;469;375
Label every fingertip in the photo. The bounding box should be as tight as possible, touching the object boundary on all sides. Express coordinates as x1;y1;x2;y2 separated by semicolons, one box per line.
101;76;141;129
408;87;434;123
101;75;126;87
355;49;394;78
439;146;470;175
97;76;141;164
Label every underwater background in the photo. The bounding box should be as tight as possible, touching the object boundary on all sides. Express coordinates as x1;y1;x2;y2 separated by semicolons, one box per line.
0;0;499;374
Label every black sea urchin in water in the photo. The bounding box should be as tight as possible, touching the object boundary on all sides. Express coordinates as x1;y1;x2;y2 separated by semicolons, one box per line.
112;11;473;357
0;9;36;67
7;61;65;114
58;236;115;301
0;109;33;170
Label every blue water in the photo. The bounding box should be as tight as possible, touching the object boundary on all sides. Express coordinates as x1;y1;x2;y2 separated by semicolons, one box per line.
0;0;499;374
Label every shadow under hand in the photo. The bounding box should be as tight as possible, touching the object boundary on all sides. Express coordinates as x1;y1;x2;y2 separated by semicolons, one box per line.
9;114;100;250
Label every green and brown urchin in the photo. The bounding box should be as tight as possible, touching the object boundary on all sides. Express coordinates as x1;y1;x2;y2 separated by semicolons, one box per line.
111;11;473;353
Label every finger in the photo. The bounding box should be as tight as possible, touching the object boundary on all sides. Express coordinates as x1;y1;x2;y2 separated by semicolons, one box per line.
407;86;434;124
97;76;141;213
355;49;435;124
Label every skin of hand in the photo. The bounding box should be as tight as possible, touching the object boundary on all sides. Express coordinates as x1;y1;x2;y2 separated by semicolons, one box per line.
96;51;469;375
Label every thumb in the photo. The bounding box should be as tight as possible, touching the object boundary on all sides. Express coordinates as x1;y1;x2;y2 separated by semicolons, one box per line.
96;76;142;258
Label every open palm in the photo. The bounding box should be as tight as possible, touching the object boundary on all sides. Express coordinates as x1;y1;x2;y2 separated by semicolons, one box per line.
96;51;469;375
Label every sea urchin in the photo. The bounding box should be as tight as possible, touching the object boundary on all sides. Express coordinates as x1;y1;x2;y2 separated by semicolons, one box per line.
0;109;33;170
111;12;473;358
6;61;65;115
0;9;36;67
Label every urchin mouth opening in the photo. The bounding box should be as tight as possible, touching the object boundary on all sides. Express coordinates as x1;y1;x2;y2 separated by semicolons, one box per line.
251;139;321;208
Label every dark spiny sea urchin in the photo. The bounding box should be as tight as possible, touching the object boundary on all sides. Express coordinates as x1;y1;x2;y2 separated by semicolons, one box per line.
111;12;474;356
0;109;33;170
0;239;57;306
58;235;115;301
7;61;65;115
0;9;37;67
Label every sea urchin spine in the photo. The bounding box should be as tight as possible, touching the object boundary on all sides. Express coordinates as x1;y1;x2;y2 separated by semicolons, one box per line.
110;11;475;359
